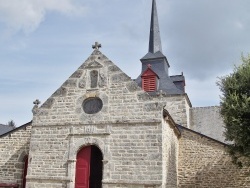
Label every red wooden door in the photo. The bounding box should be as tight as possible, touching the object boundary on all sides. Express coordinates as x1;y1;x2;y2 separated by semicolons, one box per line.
22;156;28;188
75;146;91;188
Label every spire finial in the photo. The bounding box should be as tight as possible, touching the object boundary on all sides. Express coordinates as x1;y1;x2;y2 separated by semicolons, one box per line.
149;0;162;53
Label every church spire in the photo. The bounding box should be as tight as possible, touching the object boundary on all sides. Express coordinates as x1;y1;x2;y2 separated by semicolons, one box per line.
149;0;162;53
136;0;185;95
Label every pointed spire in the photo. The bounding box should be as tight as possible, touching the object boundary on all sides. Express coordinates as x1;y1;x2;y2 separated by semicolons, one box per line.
137;0;185;95
149;0;162;53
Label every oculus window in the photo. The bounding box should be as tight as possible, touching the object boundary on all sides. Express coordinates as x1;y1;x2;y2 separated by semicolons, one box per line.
83;97;103;114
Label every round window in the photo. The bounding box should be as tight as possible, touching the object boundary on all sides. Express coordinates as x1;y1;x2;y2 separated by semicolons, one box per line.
82;97;103;114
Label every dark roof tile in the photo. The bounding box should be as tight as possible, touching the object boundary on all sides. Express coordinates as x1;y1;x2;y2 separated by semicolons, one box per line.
0;124;14;135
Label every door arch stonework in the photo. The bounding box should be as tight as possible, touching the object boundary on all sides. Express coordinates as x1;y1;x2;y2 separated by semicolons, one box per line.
67;137;109;188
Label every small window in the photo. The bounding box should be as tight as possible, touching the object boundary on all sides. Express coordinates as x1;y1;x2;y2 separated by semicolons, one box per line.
90;70;98;88
82;97;103;114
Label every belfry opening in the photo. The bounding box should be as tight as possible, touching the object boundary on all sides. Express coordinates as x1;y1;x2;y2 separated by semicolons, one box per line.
75;145;103;188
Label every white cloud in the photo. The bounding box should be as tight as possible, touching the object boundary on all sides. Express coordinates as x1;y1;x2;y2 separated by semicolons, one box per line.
0;0;85;34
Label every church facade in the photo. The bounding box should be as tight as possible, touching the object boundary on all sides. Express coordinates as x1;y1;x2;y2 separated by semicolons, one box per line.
0;1;249;188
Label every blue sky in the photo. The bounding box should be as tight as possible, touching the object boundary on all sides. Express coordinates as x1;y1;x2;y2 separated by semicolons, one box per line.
0;0;250;126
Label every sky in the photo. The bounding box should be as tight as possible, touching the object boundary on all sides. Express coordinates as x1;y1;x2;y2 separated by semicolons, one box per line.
0;0;250;126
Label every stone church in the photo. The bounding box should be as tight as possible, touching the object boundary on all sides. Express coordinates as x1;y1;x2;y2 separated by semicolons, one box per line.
0;0;249;187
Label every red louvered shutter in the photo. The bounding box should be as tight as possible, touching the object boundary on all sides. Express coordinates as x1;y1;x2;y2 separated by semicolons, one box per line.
142;76;156;91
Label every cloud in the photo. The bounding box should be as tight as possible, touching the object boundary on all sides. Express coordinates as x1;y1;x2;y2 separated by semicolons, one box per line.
158;0;250;80
0;0;85;34
1;0;250;125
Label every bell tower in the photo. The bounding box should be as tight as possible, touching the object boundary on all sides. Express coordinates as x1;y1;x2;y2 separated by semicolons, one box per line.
136;0;185;94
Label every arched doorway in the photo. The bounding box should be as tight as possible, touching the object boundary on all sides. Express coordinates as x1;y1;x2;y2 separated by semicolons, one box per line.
22;155;28;188
75;145;103;188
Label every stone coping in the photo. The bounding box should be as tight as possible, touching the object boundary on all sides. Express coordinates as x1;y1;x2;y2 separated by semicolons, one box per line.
26;177;162;185
26;176;71;182
102;180;162;185
32;120;162;127
178;124;228;146
69;132;110;136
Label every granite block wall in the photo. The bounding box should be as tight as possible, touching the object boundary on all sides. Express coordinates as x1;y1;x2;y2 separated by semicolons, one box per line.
190;106;226;142
178;127;250;187
162;112;180;188
26;50;177;187
162;95;190;128
26;122;165;188
0;123;31;187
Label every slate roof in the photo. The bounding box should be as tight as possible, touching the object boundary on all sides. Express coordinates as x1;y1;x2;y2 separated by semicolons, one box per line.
0;124;14;135
148;0;162;53
141;66;159;78
170;75;185;82
0;121;32;137
141;51;170;68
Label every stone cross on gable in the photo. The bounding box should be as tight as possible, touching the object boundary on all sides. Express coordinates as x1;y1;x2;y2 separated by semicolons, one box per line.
92;42;102;50
32;99;40;115
33;99;41;105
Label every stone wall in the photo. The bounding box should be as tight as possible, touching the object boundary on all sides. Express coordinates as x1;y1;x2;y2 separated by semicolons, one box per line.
163;95;190;128
162;111;180;187
0;122;31;187
190;106;226;142
32;50;190;129
26;50;174;187
26;122;164;188
32;50;165;126
178;127;250;187
102;122;163;188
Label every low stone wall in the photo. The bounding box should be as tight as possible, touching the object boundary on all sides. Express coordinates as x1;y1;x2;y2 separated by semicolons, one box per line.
0;122;32;187
178;127;250;188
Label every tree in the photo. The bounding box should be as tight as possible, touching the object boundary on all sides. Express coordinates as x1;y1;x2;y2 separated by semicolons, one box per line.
217;54;250;167
7;120;16;129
